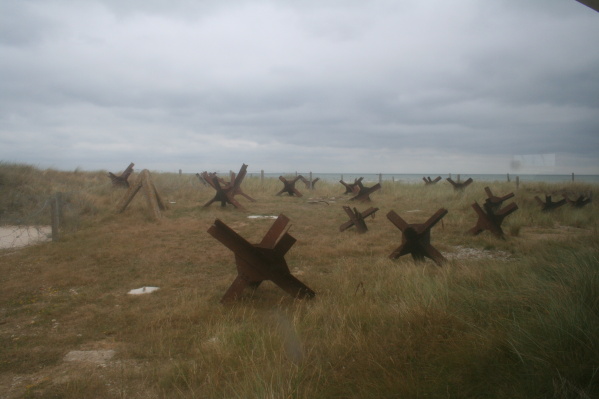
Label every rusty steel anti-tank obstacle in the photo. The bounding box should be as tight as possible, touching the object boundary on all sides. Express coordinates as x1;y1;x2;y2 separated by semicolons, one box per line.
446;177;473;191
387;208;448;266
339;206;379;233
535;195;567;212
276;176;304;197
208;214;315;303
423;176;442;185
349;181;381;202
564;194;592;208
108;162;134;187
339;177;363;194
468;187;518;238
299;176;320;190
116;169;167;220
200;164;255;210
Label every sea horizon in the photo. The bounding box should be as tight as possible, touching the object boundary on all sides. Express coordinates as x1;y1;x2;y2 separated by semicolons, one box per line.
243;172;599;184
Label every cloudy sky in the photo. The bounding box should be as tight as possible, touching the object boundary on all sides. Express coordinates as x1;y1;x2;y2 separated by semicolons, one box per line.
1;0;598;175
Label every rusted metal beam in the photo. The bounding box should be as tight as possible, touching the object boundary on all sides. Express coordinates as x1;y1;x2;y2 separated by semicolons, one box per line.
468;201;518;239
564;194;592;208
108;162;134;187
201;164;255;209
349;182;381;202
387;208;448;266
339;177;363;194
195;173;209;186
422;176;442;185
207;215;315;303
483;186;515;213
339;206;379;233
203;174;245;209
276;176;304;197
446;177;473;191
535;195;566;212
230;164;256;202
300;176;320;190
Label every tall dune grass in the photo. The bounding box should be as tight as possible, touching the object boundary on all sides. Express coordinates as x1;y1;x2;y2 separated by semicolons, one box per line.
0;163;597;398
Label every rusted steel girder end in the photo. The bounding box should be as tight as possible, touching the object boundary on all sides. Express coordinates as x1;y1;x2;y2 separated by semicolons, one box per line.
207;215;315;303
386;208;447;266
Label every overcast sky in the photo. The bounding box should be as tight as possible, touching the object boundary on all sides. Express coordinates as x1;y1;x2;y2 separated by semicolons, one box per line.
1;0;598;174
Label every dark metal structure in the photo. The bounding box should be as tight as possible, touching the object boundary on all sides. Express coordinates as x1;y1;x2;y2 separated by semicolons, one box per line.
387;208;448;266
300;176;320;190
208;214;315;303
339;206;379;233
423;176;442;185
535;195;566;212
446;177;473;191
276;176;304;197
564;194;592;208
339;177;363;194
468;187;518;238
108;162;134;187
349;182;381;202
200;164;255;209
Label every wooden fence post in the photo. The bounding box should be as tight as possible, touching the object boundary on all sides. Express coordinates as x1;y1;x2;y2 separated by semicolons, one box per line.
261;170;264;184
51;192;63;242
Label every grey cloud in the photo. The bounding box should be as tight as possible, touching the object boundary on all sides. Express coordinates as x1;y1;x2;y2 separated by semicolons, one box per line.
1;0;598;174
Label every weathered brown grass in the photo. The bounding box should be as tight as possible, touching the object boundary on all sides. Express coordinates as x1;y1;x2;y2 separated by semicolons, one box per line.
0;163;598;398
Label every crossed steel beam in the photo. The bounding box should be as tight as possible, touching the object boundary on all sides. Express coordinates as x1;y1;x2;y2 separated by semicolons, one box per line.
340;177;363;194
208;214;315;303
276;176;304;197
108;162;134;188
423;176;442;185
446;177;473;191
350;182;381;202
564;194;592;208
483;187;515;213
201;164;255;209
468;187;518;238
535;195;566;212
300;176;320;190
339;206;379;233
387;208;448;266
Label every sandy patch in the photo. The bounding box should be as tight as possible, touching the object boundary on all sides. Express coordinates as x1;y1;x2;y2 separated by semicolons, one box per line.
63;350;116;364
446;245;512;261
0;226;52;249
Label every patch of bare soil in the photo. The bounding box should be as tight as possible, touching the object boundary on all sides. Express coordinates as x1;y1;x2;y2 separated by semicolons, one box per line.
63;349;116;364
446;245;512;261
0;342;139;399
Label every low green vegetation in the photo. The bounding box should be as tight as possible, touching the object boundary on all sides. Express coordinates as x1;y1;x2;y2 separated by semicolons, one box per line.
0;163;597;398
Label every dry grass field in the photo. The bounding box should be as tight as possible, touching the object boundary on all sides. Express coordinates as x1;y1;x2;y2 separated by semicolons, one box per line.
1;163;598;398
